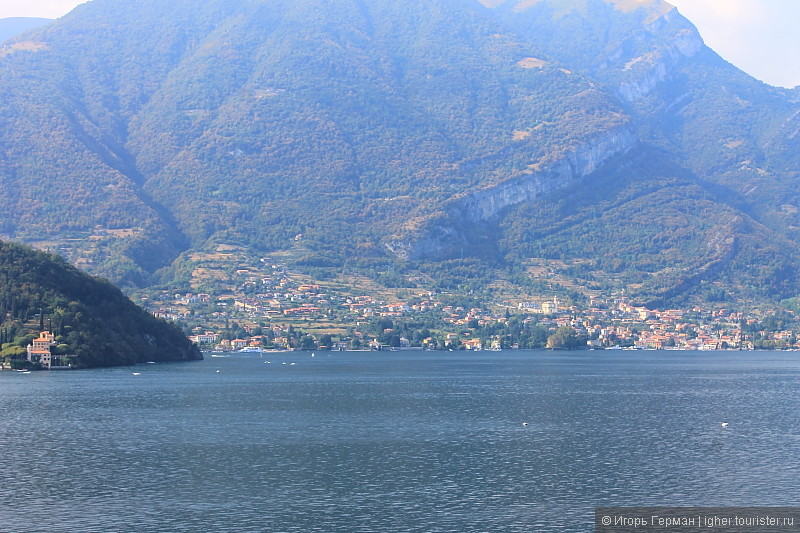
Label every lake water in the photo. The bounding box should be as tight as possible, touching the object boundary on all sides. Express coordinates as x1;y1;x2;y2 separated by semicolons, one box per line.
2;350;800;532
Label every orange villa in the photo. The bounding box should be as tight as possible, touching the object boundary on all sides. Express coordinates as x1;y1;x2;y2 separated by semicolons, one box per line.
26;331;70;369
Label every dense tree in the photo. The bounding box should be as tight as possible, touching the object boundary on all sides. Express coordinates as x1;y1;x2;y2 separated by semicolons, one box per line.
0;0;798;308
546;326;587;350
0;241;201;368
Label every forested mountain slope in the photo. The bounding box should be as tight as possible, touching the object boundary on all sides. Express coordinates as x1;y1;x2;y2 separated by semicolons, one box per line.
485;0;800;303
1;0;799;305
0;241;202;368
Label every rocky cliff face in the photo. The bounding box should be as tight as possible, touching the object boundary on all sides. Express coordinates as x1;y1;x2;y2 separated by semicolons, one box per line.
386;126;638;260
4;0;800;305
483;1;704;102
616;14;703;101
456;127;637;222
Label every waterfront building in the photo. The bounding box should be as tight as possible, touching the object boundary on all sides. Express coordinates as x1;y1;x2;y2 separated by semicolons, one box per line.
25;331;67;369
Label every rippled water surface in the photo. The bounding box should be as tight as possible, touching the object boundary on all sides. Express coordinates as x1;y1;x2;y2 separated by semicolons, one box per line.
2;350;800;532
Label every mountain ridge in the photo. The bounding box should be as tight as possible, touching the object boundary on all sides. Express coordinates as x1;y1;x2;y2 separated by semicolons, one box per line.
1;0;799;307
0;17;52;43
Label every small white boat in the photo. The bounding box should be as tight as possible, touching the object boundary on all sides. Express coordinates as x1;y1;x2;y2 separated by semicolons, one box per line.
238;347;264;353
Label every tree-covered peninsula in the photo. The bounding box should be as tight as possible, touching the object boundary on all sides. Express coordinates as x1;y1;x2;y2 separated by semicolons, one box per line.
0;241;201;369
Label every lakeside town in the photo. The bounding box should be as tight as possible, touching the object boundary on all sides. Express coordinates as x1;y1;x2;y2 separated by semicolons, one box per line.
136;257;799;353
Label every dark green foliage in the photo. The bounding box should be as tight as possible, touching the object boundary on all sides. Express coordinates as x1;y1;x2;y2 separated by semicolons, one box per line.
546;325;587;350
0;241;201;368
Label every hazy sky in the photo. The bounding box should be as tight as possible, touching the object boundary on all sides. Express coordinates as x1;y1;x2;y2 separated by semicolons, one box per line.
668;0;800;88
0;0;88;19
1;0;798;88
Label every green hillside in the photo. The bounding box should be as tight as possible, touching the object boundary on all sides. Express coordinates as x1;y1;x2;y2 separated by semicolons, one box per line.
0;0;627;277
481;0;800;304
0;0;799;308
0;241;202;368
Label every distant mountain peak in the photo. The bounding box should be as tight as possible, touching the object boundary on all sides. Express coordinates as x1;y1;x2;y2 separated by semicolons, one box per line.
0;17;52;43
0;0;798;306
479;0;674;17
